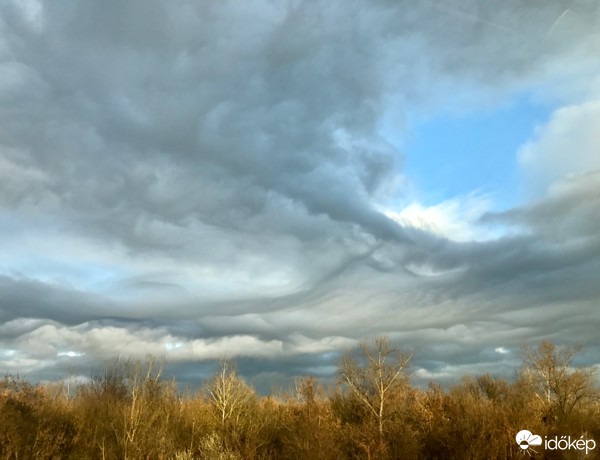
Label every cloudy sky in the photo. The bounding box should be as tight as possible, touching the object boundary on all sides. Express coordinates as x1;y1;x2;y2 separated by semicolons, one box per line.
1;0;599;391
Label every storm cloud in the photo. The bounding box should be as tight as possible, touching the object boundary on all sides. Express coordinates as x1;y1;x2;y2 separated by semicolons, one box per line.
1;0;599;390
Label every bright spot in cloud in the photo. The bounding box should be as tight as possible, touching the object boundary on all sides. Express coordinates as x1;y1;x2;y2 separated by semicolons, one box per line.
383;194;505;242
57;351;85;358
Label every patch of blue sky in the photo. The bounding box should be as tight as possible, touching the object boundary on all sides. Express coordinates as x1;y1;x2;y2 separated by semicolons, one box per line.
0;255;127;292
0;213;128;293
0;250;127;294
384;93;550;210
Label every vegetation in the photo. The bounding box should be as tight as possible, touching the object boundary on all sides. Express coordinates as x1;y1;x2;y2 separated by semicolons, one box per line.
0;339;598;459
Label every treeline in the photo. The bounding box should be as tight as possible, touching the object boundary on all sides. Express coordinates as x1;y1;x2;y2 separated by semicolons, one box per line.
1;339;599;459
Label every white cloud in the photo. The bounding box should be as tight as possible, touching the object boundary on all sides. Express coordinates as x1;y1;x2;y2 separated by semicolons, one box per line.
57;350;84;357
0;322;286;374
383;194;501;242
518;99;600;195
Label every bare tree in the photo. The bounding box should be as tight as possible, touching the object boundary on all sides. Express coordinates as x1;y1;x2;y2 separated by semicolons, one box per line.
122;355;166;454
98;355;172;458
520;341;596;424
207;358;254;427
339;337;412;440
204;358;258;457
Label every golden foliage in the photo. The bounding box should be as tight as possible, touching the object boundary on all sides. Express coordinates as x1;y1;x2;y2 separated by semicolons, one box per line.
0;340;598;459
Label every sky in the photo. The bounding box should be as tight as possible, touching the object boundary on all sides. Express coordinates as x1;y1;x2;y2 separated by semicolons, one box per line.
1;0;600;392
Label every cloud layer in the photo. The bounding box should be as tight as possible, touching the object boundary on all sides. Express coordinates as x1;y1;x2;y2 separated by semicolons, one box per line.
1;0;599;390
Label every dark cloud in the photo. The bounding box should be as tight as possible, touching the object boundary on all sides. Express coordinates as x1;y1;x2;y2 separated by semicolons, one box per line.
1;0;599;388
0;275;114;324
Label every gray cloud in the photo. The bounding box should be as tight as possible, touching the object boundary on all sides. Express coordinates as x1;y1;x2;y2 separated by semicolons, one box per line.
1;0;599;389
